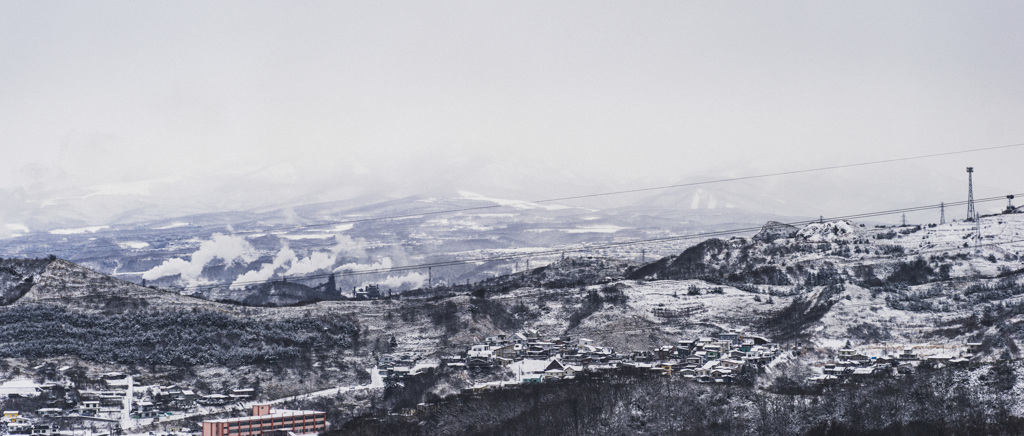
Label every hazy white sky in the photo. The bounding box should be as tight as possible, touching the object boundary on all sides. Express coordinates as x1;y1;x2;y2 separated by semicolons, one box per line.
2;1;1024;228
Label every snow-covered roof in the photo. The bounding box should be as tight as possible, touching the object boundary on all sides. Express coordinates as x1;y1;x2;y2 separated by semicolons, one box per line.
205;409;324;424
516;358;555;374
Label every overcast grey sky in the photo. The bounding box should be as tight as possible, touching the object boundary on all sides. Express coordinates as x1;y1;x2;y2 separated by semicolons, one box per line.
2;1;1024;230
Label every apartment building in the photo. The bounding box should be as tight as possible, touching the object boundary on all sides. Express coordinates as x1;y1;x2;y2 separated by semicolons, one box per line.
202;405;326;436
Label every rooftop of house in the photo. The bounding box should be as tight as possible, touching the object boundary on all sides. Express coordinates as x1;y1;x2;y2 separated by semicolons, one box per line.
205;409;324;424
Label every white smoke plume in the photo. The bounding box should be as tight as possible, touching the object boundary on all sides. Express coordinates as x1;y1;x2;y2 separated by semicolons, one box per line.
230;244;297;289
226;233;369;288
331;234;366;257
142;233;257;284
375;272;428;290
272;234;368;276
285;251;335;276
333;257;393;273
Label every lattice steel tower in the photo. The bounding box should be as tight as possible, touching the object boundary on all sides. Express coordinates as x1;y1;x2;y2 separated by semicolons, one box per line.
966;167;976;220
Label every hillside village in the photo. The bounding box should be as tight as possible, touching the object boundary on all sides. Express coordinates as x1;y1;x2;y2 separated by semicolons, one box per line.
0;369;266;436
2;211;1024;435
412;329;781;387
0;328;989;436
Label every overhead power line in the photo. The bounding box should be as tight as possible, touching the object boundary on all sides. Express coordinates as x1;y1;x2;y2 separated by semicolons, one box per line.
179;141;1024;236
171;193;1023;292
3;141;1022;260
322;234;1024;320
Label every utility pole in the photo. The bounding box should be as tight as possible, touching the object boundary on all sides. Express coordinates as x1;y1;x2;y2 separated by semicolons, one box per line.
428;267;432;288
641;248;646;263
976;216;982;250
901;213;907;227
966;167;976;220
940;202;946;225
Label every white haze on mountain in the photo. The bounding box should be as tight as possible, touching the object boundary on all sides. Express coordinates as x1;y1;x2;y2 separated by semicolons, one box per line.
3;2;1023;235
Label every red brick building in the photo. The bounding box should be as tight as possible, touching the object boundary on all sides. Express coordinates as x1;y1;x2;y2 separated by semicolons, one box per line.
202;405;326;436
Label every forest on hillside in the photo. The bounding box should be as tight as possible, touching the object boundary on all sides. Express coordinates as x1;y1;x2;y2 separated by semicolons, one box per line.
332;361;1024;436
0;304;360;367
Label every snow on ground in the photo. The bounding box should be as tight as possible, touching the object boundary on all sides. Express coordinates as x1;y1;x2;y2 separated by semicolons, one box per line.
277;234;333;240
458;191;570;211
564;224;629;234
152;222;189;230
0;377;42;396
892;214;1024;256
425;218;493;232
144;366;384;431
3;223;30;237
797;220;857;242
117;241;150;249
811;284;964;353
329;223;354;232
619;279;781;333
49;226;110;235
507;359;555;381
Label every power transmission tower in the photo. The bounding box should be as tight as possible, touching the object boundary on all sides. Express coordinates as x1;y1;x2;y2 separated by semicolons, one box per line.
940;202;946;225
427;267;432;288
901;213;907;227
641;248;646;263
966;167;976;220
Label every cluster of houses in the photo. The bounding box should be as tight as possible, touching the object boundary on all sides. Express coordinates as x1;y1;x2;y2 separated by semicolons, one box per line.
149;386;255;408
376;354;436;380
376;329;782;392
2;410;57;436
809;342;981;383
618;332;779;383
458;330;618;368
0;370;260;436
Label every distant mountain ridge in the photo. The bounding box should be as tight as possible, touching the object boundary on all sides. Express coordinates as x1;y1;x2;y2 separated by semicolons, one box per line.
0;191;800;297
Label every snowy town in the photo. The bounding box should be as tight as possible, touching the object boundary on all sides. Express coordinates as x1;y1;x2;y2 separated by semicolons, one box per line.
375;330;780;391
0;368;340;436
377;329;987;395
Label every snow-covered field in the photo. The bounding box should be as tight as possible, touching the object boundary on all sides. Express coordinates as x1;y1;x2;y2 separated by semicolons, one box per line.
0;377;42;397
